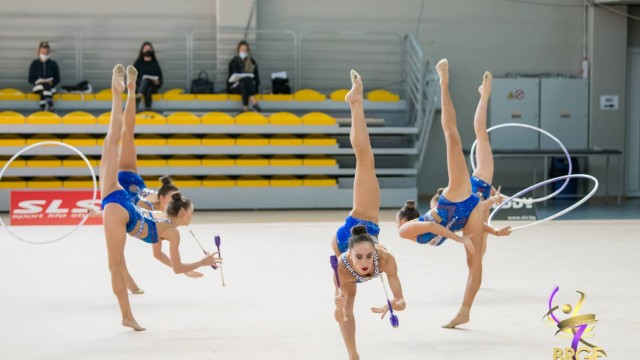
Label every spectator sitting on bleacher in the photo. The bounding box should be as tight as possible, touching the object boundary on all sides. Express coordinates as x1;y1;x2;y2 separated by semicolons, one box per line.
133;42;163;111
227;40;262;113
28;41;60;112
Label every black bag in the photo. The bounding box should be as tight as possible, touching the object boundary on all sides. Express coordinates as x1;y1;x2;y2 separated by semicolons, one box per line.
61;80;91;93
272;77;291;94
191;71;214;94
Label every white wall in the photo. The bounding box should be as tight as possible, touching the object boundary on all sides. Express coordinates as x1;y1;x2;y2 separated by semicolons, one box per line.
258;0;586;195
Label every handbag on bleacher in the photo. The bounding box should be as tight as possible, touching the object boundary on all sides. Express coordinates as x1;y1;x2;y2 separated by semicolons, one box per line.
191;71;214;94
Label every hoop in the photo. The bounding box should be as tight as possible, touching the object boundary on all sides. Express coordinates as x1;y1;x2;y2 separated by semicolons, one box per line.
470;123;572;203
0;141;98;245
487;174;598;231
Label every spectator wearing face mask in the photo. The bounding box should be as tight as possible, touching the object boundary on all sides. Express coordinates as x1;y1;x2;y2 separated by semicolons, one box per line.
28;41;61;111
133;42;163;111
227;40;261;113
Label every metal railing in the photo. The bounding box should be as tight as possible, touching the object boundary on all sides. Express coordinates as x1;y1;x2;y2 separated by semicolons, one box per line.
404;35;439;168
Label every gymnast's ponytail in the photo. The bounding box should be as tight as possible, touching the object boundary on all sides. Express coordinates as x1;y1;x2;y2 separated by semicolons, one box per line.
348;224;375;249
397;199;420;222
166;192;192;217
158;175;179;197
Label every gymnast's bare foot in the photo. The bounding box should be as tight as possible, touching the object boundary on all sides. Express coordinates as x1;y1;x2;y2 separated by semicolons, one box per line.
435;58;449;87
442;306;470;329
478;71;492;101
345;69;363;105
112;64;125;94
126;65;138;93
122;317;145;331
129;288;145;295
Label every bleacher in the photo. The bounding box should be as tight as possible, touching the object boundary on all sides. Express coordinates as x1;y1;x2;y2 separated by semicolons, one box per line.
0;30;437;210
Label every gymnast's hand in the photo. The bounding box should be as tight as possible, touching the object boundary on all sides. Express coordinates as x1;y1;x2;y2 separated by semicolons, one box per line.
495;226;512;236
371;298;405;319
201;251;223;267
184;271;204;278
335;293;348;321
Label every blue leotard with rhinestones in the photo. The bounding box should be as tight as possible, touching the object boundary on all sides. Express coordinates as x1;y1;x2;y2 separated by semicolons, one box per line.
101;189;172;244
336;215;380;253
471;176;492;200
118;170;156;210
416;193;480;246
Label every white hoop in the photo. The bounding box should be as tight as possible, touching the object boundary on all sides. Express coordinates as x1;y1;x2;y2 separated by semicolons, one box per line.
0;141;98;245
470;123;572;203
488;174;598;231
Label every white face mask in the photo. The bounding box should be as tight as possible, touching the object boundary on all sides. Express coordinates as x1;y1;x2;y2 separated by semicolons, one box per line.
239;51;248;60
39;54;49;61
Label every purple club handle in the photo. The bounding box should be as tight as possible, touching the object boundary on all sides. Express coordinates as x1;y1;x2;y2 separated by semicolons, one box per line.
330;255;340;287
214;235;221;252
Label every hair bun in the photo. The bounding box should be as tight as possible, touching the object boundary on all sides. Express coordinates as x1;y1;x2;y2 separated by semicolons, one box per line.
159;175;173;185
171;192;182;201
351;224;368;236
404;200;416;209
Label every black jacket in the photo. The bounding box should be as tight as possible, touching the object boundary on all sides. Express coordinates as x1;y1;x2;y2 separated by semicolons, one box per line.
227;56;260;92
28;59;60;86
133;59;163;88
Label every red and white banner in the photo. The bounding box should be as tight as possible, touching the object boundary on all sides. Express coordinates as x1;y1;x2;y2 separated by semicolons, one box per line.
10;190;102;226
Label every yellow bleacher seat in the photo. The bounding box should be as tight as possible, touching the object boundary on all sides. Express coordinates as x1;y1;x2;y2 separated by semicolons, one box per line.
269;112;301;125
303;175;337;187
27;156;61;168
202;134;235;146
136;111;166;125
26;94;40;101
237;175;269;187
270;134;303;146
95;89;126;101
62;156;99;168
270;155;302;167
367;89;400;102
162;89;195;101
97;112;111;125
62;111;96;125
236;155;268;167
303;134;338;146
303;155;337;167
63;135;97;147
97;137;105;146
270;175;303;187
28;177;63;188
203;176;235;187
168;134;201;146
142;176;162;189
0;177;27;189
202;112;234;125
170;176;202;188
168;155;201;167
237;134;269;146
0;156;26;168
330;89;349;102
26;134;61;145
0;88;26;101
27;111;61;125
294;89;326;102
302;112;336;126
167;112;200;125
258;94;294;101
63;177;95;189
196;94;229;101
235;112;268;125
0;134;26;146
0;111;26;124
203;155;235;167
138;155;166;167
228;94;242;101
54;93;95;101
134;134;166;146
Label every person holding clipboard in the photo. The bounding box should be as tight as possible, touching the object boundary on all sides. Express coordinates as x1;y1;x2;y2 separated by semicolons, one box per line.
28;41;60;112
133;42;163;111
227;40;262;113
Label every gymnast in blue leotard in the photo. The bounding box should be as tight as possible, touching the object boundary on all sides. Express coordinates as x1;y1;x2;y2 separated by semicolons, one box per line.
396;62;511;330
329;70;406;360
99;64;220;332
